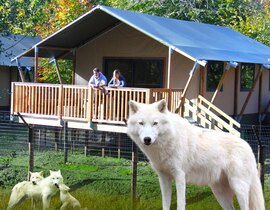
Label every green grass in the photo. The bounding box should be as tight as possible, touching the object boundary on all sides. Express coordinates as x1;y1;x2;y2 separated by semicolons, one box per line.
0;151;269;210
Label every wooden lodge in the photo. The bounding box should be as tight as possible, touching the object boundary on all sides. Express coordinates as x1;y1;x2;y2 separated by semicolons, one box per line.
10;5;270;138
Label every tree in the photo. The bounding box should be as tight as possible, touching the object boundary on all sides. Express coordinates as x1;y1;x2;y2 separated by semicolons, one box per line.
35;0;92;84
0;0;48;35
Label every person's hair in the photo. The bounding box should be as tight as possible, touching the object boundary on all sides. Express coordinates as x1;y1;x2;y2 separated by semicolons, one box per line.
93;67;100;73
113;69;120;78
114;69;120;75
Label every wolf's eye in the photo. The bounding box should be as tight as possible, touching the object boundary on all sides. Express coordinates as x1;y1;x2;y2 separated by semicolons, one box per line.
153;121;158;126
139;121;144;125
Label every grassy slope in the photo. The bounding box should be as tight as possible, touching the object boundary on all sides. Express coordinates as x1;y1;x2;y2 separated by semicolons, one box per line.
0;151;269;210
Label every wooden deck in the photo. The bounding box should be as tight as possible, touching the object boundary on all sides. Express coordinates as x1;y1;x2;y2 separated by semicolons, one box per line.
11;82;183;132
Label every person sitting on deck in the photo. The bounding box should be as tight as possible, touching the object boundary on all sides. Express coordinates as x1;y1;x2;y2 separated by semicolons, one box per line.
108;69;126;88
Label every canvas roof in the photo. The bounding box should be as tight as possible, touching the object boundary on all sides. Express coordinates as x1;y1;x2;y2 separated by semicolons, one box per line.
0;34;41;67
13;5;270;65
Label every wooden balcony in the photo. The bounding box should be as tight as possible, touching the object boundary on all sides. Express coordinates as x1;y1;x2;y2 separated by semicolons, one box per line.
11;82;183;132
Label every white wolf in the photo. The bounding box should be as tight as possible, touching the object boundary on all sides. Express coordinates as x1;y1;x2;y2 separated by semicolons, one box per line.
38;170;64;210
7;171;44;210
127;99;265;210
59;183;86;210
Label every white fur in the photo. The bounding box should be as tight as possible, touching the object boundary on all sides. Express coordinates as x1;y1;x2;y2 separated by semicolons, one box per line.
7;170;63;210
38;170;64;210
59;183;86;210
127;99;265;210
7;171;44;210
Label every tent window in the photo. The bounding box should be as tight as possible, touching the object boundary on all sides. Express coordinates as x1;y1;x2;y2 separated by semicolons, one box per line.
206;61;223;92
240;63;255;91
104;58;164;88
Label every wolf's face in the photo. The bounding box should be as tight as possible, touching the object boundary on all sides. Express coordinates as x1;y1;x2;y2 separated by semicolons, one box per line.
29;171;44;185
49;170;63;188
127;99;170;146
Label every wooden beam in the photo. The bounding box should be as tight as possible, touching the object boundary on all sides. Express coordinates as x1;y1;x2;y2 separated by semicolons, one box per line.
175;62;199;114
238;66;264;122
258;66;262;115
15;58;25;82
34;46;38;83
199;66;206;97
72;50;76;85
55;50;72;60
38;46;72;51
53;59;63;84
210;67;228;104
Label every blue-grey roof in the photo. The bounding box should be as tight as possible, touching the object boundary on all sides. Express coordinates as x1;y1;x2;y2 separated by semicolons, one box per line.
100;5;270;64
0;34;41;67
13;5;270;65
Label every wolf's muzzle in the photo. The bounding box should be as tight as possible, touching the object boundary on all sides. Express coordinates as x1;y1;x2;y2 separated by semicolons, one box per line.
144;137;151;145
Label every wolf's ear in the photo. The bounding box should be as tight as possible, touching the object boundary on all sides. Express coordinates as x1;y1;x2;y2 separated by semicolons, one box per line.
157;99;167;113
49;170;53;175
29;171;32;175
39;171;44;176
57;169;61;174
129;101;139;116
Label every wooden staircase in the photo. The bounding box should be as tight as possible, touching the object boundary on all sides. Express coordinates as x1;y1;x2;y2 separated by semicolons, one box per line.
181;95;241;137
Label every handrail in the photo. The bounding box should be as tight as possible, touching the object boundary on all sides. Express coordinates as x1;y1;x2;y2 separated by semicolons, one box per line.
11;82;183;126
198;95;240;129
183;96;240;137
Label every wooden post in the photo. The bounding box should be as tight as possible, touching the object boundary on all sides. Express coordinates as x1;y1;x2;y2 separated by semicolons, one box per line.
38;129;41;151
233;66;239;118
28;127;34;179
87;87;93;123
34;46;38;83
258;145;265;190
252;125;265;190
258;71;263;116
118;133;121;159
84;130;89;156
63;121;68;163
167;47;173;88
55;129;59;151
58;85;63;120
72;50;76;85
131;141;138;209
16;113;34;180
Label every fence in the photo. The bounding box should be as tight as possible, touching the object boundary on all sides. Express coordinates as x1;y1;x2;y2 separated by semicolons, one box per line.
0;112;269;189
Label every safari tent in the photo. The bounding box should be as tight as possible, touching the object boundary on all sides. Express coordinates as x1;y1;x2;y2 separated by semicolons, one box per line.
10;5;270;135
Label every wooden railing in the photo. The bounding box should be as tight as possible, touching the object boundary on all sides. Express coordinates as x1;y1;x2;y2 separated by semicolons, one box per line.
11;82;183;125
183;95;240;137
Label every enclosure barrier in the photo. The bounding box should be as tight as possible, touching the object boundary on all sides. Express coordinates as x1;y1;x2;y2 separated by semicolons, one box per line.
11;82;183;125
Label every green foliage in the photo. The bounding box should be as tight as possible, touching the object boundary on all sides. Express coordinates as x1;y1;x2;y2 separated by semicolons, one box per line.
0;0;48;35
0;151;269;209
38;59;73;84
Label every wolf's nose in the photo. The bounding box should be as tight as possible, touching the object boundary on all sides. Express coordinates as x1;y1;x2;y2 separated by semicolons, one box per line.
144;137;151;145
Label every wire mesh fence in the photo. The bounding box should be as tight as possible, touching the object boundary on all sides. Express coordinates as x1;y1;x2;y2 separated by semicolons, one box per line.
0;111;269;178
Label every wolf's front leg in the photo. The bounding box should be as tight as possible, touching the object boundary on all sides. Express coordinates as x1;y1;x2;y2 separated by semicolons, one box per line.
175;170;186;210
30;198;36;210
157;171;172;210
42;195;51;210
